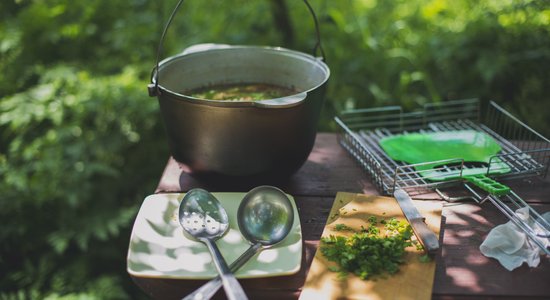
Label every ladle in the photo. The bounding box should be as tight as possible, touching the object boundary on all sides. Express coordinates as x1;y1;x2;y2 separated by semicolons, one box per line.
183;186;294;300
178;188;248;300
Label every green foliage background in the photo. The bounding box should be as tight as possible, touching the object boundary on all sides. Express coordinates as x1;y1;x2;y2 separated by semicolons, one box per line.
1;0;549;299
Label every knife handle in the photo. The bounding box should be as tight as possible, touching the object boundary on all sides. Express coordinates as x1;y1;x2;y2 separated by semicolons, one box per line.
409;218;440;256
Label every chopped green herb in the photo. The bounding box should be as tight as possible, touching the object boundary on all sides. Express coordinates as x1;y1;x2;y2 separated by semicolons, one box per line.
327;265;340;272
413;240;424;251
334;224;354;232
419;254;432;263
320;216;422;280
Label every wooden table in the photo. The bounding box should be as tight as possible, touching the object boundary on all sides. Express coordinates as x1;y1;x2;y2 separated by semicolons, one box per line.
131;133;550;299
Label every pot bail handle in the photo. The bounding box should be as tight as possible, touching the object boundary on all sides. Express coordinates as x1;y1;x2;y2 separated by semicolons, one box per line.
148;0;185;97
303;0;326;61
148;0;326;97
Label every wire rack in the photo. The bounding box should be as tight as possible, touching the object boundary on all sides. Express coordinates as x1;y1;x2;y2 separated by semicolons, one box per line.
335;98;550;255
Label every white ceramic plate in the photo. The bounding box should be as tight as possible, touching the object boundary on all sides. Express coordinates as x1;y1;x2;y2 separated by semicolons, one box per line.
127;192;302;279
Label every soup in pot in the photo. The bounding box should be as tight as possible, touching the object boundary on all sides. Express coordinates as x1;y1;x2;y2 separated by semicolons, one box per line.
185;83;298;101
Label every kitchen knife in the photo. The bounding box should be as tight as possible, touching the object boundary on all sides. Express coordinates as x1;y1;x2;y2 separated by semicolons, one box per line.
394;189;440;255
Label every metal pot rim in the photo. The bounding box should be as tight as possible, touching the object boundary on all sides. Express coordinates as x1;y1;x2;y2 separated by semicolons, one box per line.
150;45;330;108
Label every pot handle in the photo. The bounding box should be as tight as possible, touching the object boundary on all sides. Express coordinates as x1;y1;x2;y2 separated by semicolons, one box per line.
148;0;326;97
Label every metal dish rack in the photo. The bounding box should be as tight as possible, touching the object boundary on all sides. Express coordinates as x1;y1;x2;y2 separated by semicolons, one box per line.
335;98;550;255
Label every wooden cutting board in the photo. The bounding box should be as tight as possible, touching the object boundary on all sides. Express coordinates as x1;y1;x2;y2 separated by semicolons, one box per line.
300;192;442;300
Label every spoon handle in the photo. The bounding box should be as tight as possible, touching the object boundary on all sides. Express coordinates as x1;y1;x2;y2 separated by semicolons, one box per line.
202;238;249;300
183;243;262;300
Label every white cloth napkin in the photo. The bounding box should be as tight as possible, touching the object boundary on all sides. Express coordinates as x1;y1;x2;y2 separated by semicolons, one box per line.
479;207;550;271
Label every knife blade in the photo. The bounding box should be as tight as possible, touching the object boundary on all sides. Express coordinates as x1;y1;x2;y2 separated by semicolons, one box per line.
393;189;440;255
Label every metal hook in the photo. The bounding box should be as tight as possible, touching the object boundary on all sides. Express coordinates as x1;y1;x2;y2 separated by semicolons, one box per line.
149;0;327;97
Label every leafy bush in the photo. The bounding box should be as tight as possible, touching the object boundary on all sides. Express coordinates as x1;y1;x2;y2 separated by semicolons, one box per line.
308;0;550;132
0;65;166;299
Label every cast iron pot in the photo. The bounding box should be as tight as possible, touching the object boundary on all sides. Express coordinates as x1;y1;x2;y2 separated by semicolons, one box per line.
148;1;330;178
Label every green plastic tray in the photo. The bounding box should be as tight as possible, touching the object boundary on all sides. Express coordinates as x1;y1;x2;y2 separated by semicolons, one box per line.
379;130;511;195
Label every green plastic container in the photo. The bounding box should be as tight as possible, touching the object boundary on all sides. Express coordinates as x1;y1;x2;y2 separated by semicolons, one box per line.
379;130;511;195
